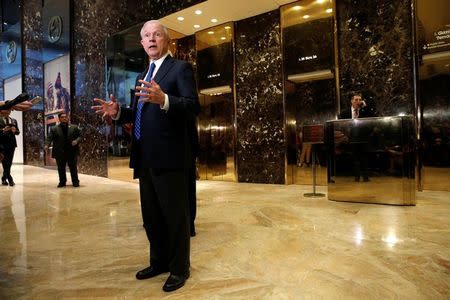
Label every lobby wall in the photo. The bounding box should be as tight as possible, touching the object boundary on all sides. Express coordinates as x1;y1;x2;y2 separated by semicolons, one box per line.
337;0;415;116
20;0;205;176
16;0;417;183
235;10;285;184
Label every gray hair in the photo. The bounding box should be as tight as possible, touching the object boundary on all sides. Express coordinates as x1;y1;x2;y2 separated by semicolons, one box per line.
140;20;170;39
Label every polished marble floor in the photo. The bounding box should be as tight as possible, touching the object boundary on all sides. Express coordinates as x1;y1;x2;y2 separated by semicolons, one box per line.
1;165;449;299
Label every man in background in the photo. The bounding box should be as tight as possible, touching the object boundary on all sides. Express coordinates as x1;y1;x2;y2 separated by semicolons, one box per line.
0;110;20;186
45;112;81;187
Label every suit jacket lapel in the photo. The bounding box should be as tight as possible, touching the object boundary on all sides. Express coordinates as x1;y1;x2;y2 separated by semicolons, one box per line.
153;55;175;83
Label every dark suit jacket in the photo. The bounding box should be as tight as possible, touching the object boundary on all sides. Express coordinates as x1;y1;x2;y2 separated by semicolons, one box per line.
118;55;200;178
0;117;19;149
46;124;81;160
339;105;376;119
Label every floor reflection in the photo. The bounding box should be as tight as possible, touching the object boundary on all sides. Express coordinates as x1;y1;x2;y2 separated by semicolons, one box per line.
1;165;449;299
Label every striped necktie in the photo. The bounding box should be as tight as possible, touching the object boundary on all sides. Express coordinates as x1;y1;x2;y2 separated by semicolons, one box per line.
134;62;156;140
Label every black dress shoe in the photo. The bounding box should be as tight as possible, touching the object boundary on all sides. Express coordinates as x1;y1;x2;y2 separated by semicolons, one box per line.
162;271;190;292
73;182;80;187
8;180;15;186
1;179;7;186
57;183;66;188
136;266;168;280
363;177;370;182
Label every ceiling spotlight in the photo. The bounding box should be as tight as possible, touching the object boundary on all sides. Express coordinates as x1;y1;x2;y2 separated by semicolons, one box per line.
316;0;326;3
293;5;302;10
195;10;202;15
194;24;200;28
177;16;184;21
211;18;218;23
208;31;214;35
221;37;226;40
224;26;231;29
326;8;333;13
303;15;310;19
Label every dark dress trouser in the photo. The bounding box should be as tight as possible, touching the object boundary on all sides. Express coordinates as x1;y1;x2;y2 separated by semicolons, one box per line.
56;155;79;184
139;167;190;276
1;148;15;180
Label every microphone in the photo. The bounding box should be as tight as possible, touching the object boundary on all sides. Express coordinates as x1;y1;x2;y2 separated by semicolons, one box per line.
0;93;30;111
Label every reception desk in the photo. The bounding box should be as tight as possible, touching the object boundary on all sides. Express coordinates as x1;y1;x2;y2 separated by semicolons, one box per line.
326;116;416;205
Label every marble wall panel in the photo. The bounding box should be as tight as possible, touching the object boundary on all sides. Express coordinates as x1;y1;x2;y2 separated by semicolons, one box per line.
235;10;285;184
176;35;197;73
19;0;204;176
337;0;415;117
71;0;203;177
22;0;45;166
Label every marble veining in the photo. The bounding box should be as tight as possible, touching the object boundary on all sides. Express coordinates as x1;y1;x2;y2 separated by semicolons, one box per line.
22;0;44;166
71;0;204;177
235;10;285;184
175;35;197;72
337;0;415;117
0;165;449;299
19;0;204;177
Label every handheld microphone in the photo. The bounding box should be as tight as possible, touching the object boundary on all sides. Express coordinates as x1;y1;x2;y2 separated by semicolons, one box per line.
0;93;30;111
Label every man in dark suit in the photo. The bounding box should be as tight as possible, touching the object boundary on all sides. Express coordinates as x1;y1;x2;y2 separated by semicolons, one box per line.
339;92;375;120
45;112;81;187
339;92;376;182
92;20;200;292
0;111;20;186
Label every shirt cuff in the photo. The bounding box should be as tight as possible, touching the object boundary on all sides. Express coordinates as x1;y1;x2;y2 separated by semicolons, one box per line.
111;106;121;120
161;94;169;111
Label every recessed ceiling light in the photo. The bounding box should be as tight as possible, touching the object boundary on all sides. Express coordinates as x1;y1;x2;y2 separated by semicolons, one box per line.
194;24;200;28
224;26;231;29
177;16;184;21
326;8;333;13
293;5;301;10
211;18;218;23
316;0;326;3
220;37;226;40
303;15;310;19
195;10;202;15
208;31;214;34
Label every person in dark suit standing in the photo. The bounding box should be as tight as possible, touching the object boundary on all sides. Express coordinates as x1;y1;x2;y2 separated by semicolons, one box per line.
45;112;81;188
339;92;376;182
92;20;200;292
0;110;20;186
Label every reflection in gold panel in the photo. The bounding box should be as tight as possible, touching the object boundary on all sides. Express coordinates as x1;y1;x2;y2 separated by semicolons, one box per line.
326;116;416;205
197;93;236;182
196;22;236;182
281;0;334;28
281;0;336;186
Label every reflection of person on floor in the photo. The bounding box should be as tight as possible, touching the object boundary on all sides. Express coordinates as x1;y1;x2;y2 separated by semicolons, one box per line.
45;112;81;188
0;111;20;186
340;93;375;182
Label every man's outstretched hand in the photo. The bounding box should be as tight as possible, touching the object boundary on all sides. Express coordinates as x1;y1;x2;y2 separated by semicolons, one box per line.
92;94;119;119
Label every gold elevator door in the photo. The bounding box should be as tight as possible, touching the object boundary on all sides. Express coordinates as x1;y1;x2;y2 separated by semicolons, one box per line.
197;93;236;181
